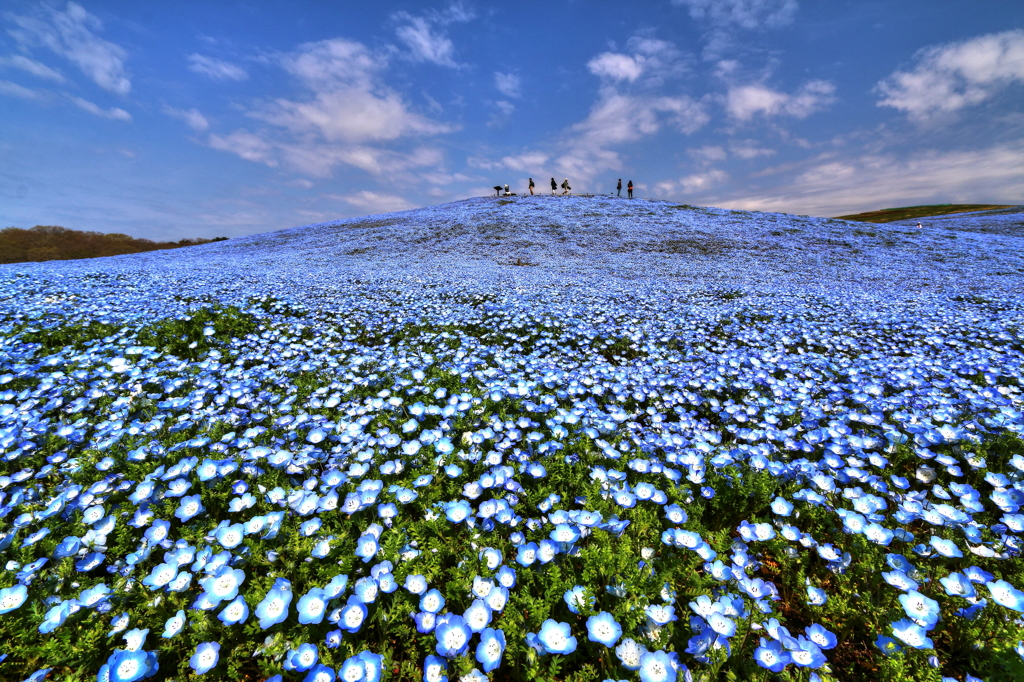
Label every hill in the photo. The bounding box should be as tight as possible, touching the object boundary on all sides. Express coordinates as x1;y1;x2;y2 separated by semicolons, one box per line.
1;197;1023;682
835;204;1018;223
0;224;227;264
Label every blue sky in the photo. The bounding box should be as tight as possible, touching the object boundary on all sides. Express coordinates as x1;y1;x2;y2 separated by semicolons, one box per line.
2;1;1023;240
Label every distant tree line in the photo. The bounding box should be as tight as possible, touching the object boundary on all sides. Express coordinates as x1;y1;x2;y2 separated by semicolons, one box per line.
0;225;228;264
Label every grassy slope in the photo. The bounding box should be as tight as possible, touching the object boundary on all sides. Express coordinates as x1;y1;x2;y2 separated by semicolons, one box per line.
835;204;1017;223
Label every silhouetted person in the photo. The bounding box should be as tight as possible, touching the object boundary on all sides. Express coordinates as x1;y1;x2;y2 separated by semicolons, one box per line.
529;178;535;195
627;180;633;199
550;178;557;194
561;178;571;195
617;179;622;196
504;184;510;196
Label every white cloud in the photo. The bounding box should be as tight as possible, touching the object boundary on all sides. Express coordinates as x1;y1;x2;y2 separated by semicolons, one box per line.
391;3;475;67
488;100;516;128
206;38;452;179
729;139;776;158
689;146;728;163
68;94;131;121
655;169;728;195
501;151;550;172
726;79;835;120
877;30;1024;122
0;79;45;100
494;72;521;98
675;0;798;30
702;141;1024;216
588;53;644;82
340;190;415;213
588;37;690;86
6;2;131;94
187;54;248;81
208;130;277;166
162;104;209;131
0;55;65;82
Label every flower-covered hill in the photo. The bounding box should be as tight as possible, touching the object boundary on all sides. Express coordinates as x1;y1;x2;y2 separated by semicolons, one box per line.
1;197;1024;682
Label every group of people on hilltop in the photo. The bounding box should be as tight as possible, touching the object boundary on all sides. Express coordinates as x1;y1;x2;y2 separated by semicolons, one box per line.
498;177;633;197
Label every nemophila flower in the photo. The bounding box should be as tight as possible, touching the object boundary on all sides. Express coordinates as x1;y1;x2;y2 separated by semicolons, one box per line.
516;542;538;566
435;615;472;658
495;565;517;588
806;584;828;605
421;588;445;614
587;611;622;647
298;588;328;624
754;638;790;672
304;664;337;682
770;496;794;516
891;619;934;649
122;628;148;652
708;612;736;637
39;601;72;633
987;579;1024;612
214;523;245;549
218;595;249;626
405;574;428;595
537;619;577;655
423;654;448;682
353;577;378;603
476;627;506;673
964;565;994;583
638;650;676;682
106;648;149;682
284;643;319;673
200;566;245;604
326;629;343;649
339;595;369;633
190;641;220;675
463;599;492;632
163;610;186;638
0;584;27;614
175;495;204;522
616;638;646;670
804;623;837;650
144;519;170;544
900;590;941;628
790;638;827;669
480;547;503;569
325;574;349;599
414;611;437;634
940;571;977;599
929;536;963;558
256;578;292;630
537;539;559;563
564;585;594;614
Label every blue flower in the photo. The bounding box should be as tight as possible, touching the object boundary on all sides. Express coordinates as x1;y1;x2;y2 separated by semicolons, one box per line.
339;595;369;633
0;584;28;614
753;638;790;672
516;542;538;566
463;599;492;633
284;643;319;672
420;588;445;614
297;587;328;625
189;641;220;675
423;654;448;682
106;649;150;682
536;619;577;655
162;610;186;638
475;627;506;673
354;533;379;562
199;566;245;604
638;650;676;682
174;494;204;522
564;585;594;614
804;623;837;650
987;579;1024;612
214;523;244;549
615;638;646;670
255;578;292;630
586;611;622;647
435;615;472;658
891;619;934;649
899;590;941;628
404;574;428;595
303;664;337;682
218;595;249;626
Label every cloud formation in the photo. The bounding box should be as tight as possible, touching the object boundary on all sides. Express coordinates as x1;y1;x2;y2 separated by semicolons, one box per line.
392;4;474;67
675;0;798;30
68;94;131;121
0;55;65;82
163;104;210;132
494;72;521;98
6;2;131;94
877;30;1024;122
340;190;415;213
187;54;248;81
725;80;835;120
207;38;452;178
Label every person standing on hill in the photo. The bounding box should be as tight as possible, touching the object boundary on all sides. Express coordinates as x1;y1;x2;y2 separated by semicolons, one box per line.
550;178;557;194
529;178;535;195
617;179;622;196
627;180;633;199
561;178;571;195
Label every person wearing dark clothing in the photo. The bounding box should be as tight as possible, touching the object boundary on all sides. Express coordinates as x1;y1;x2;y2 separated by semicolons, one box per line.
550;178;557;194
627;180;633;199
529;178;535;195
617;179;622;196
561;178;571;195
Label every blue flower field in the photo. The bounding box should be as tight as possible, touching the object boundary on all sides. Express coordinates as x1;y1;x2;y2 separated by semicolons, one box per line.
2;196;1024;682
